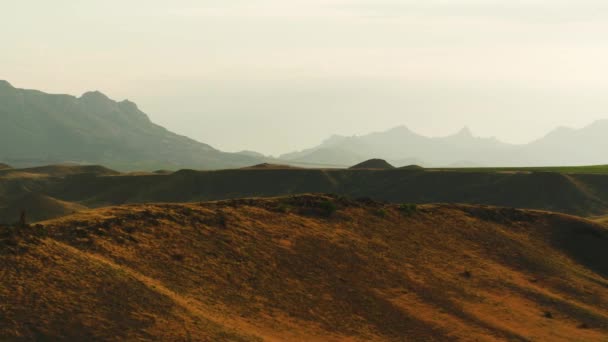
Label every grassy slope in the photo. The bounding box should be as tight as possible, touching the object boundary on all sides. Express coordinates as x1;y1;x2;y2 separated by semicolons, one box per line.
2;195;608;341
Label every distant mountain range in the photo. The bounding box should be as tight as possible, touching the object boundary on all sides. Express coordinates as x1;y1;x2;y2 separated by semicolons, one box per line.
3;80;608;170
0;80;264;170
281;123;608;167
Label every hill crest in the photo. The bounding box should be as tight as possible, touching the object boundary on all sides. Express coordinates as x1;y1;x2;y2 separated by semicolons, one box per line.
350;159;395;169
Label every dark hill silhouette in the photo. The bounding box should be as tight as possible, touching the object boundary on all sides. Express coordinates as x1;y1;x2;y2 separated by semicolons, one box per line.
242;163;302;170
0;81;263;171
2;195;607;340
350;159;395;169
0;163;11;170
400;164;424;170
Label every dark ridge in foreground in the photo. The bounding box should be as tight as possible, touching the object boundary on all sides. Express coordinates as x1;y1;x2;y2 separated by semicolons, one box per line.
1;195;607;341
6;164;608;223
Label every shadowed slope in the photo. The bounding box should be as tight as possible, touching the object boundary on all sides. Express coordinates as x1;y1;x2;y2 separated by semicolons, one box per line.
6;165;608;223
43;168;608;216
2;195;607;341
0;193;87;223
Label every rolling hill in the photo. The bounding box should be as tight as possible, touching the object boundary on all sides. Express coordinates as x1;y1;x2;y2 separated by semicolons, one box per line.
6;164;608;223
2;195;607;340
0;80;264;171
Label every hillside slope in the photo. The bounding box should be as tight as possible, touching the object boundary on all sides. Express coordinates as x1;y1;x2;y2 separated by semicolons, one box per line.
0;80;261;170
7;165;608;223
1;195;607;341
0;193;87;223
43;168;608;216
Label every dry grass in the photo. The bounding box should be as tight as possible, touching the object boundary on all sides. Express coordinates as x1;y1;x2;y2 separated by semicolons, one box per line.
1;194;607;341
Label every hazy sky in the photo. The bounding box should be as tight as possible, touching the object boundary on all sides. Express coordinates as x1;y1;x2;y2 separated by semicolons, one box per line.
3;1;608;155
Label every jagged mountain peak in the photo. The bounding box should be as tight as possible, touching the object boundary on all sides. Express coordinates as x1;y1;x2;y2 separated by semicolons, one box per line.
80;90;112;102
118;99;140;111
0;81;262;170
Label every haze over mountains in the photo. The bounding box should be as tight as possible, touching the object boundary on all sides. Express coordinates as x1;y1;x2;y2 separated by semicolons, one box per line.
2;80;608;170
0;81;263;171
281;123;608;167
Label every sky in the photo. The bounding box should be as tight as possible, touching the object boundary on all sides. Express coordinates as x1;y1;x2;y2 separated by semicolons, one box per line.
3;0;608;156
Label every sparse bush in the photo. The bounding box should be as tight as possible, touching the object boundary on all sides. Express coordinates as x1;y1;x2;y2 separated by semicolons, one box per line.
399;203;418;216
543;311;553;319
374;208;388;218
276;203;291;214
18;210;27;227
319;200;337;217
217;210;228;228
171;253;186;262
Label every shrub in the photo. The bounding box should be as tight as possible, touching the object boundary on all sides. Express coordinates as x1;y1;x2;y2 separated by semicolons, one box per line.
399;203;418;216
18;210;27;227
171;253;186;262
217;210;228;228
276;203;291;213
374;208;388;218
319;200;337;217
